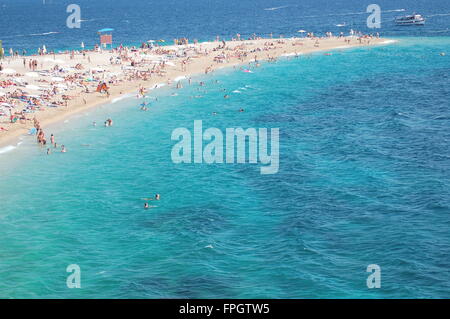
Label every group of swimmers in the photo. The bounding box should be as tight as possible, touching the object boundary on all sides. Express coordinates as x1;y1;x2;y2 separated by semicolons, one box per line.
104;119;114;127
143;194;160;209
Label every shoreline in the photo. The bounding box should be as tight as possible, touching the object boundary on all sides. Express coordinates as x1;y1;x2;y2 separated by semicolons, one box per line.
0;36;396;150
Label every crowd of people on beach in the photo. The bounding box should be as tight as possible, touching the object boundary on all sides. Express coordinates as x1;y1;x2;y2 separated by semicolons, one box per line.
1;29;384;143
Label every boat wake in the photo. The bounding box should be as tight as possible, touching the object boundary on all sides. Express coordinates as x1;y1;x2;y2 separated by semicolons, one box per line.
427;13;450;17
301;8;405;18
28;31;59;36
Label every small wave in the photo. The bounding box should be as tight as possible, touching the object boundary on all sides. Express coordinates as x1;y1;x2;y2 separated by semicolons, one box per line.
381;40;398;44
333;45;352;50
264;5;289;11
0;145;16;154
282;53;296;57
111;93;133;104
149;83;166;90
174;76;186;82
232;90;242;93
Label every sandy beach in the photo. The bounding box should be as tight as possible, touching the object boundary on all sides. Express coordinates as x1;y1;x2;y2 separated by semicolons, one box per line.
0;35;392;148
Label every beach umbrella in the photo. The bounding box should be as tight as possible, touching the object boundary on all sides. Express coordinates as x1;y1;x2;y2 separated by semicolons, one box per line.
1;68;16;74
25;72;39;78
25;84;41;91
98;28;114;33
44;58;65;64
63;67;78;73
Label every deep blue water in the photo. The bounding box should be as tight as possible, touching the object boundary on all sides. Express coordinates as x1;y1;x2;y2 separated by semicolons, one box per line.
0;0;450;53
0;1;450;299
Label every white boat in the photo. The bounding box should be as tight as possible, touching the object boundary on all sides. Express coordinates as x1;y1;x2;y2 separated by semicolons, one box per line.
395;14;425;25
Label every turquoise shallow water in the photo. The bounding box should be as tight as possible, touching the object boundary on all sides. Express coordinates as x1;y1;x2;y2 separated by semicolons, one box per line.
0;37;449;298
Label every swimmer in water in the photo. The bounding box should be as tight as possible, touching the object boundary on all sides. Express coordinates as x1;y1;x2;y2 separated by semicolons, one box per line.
61;145;67;153
224;94;230;99
144;203;149;209
142;194;160;201
93;121;97;127
140;102;148;111
47;148;51;155
239;108;244;112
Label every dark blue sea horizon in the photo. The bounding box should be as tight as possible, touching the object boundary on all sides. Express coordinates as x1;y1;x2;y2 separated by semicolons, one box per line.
0;0;449;54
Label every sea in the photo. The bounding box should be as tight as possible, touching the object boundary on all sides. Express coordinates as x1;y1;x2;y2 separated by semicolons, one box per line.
0;0;449;298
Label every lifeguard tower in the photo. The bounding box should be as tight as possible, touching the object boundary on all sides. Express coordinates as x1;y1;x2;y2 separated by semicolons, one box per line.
97;28;114;49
